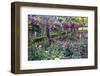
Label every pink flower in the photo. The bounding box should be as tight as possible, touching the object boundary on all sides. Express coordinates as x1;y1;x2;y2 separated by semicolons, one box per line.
38;45;42;48
62;43;67;48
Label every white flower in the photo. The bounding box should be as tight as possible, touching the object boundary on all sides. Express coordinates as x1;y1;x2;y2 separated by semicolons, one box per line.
34;32;37;36
55;58;60;60
45;50;48;53
38;45;42;48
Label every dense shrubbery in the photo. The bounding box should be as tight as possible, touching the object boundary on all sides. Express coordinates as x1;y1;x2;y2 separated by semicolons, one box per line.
28;15;88;60
28;43;63;60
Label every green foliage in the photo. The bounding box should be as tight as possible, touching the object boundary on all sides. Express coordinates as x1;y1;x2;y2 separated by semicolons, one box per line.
43;38;50;49
28;43;64;60
47;44;64;59
67;30;75;37
71;17;88;23
28;45;47;60
28;15;88;60
35;29;45;37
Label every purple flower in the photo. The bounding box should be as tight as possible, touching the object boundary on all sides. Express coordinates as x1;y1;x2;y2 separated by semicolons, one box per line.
28;15;35;21
63;22;79;30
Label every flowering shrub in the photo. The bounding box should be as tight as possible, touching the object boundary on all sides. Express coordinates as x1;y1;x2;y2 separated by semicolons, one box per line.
28;15;88;60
